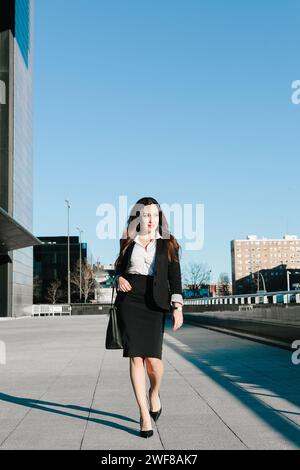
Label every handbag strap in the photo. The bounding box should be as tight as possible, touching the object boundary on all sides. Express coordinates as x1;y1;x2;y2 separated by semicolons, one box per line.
110;280;115;308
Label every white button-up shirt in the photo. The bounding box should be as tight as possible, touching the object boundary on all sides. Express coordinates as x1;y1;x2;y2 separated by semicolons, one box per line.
127;232;162;276
114;233;183;305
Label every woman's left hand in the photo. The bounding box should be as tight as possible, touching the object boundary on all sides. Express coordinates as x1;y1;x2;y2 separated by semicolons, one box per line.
172;309;183;331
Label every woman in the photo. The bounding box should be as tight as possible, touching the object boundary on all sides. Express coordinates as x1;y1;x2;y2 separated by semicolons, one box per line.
113;197;184;438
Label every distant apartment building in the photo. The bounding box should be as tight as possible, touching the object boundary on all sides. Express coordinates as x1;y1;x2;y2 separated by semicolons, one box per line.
231;234;300;294
212;282;233;297
33;236;87;303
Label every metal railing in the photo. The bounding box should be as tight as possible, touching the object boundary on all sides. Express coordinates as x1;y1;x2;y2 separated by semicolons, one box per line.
184;289;300;306
32;305;72;317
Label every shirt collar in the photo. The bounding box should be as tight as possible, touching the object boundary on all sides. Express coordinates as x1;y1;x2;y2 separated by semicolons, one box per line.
134;232;163;246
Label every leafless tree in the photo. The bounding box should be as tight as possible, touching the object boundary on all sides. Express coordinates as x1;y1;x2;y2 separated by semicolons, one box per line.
182;262;211;297
70;259;97;303
45;280;64;304
218;272;231;296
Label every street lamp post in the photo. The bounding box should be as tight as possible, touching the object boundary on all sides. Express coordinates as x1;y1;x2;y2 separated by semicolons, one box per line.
76;227;83;302
287;270;291;292
258;271;266;291
208;269;212;297
65;200;71;304
287;270;291;304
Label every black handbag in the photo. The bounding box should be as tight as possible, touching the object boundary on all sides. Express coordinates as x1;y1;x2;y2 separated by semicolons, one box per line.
105;283;123;349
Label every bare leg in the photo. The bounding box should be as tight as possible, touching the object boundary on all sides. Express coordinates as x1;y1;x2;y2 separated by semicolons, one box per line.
145;357;164;411
129;357;152;431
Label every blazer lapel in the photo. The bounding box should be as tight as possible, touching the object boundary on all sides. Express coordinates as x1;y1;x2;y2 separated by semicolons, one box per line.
154;237;163;275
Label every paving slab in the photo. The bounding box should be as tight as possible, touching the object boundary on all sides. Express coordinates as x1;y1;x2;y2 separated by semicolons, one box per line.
0;314;299;450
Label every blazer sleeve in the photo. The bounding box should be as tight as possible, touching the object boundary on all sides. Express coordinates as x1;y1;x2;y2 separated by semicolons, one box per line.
114;258;130;287
113;274;121;288
167;249;183;306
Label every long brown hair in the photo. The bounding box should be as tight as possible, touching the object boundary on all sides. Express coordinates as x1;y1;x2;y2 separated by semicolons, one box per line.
114;196;181;271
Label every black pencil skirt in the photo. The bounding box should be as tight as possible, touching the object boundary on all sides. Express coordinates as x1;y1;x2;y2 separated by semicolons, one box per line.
116;273;167;359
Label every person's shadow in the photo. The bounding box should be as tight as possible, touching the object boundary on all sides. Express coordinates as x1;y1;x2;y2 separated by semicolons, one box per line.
0;392;140;437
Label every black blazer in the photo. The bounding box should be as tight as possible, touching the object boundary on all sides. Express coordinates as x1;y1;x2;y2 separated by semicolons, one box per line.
114;238;183;312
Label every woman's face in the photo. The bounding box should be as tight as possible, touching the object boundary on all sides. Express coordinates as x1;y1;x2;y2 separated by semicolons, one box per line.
140;204;160;235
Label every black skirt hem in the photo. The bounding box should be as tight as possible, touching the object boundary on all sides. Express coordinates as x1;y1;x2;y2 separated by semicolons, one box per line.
123;352;163;359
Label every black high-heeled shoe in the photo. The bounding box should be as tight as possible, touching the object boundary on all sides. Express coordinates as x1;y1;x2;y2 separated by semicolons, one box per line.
148;386;162;422
139;415;153;438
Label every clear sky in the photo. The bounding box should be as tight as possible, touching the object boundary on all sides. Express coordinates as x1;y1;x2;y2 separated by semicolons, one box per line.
33;0;300;283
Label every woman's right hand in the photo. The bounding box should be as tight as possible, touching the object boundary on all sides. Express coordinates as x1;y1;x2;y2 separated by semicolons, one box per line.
117;276;132;292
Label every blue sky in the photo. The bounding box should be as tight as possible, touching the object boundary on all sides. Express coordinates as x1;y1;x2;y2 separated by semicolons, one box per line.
33;0;300;282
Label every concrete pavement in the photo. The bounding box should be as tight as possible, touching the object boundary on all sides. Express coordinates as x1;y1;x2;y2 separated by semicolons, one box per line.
0;314;299;450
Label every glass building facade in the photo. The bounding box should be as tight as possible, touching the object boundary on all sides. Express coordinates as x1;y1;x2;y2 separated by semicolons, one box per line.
0;0;37;316
33;237;88;304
